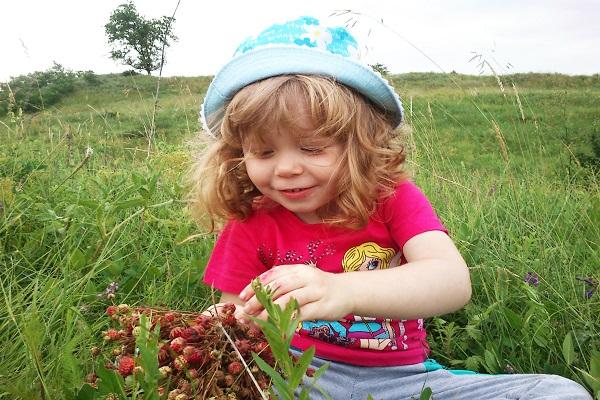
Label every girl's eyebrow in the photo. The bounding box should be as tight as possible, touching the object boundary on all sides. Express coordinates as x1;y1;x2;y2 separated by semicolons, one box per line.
295;133;331;143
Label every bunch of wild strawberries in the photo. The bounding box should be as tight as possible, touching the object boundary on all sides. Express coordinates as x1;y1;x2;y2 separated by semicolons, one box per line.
87;303;275;400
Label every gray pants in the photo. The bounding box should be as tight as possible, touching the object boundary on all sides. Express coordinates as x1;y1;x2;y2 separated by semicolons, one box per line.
296;352;592;400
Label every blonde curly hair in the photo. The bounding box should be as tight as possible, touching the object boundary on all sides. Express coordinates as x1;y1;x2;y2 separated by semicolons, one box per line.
187;75;408;231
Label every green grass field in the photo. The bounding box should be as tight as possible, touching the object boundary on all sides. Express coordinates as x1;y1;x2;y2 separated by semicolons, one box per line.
0;72;598;398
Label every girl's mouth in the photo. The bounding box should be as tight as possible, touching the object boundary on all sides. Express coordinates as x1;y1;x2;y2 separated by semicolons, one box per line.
283;188;307;192
279;187;314;199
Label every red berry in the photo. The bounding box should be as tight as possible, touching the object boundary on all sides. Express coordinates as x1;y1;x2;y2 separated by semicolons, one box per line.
170;337;187;353
164;312;176;322
106;305;118;316
247;328;261;338
214;369;225;382
173;355;188;370
194;314;211;327
90;346;101;357
118;356;135;376
253;341;269;353
224;374;235;387
117;304;130;314
158;347;170;363
104;328;120;341
253;342;273;363
186;368;199;379
234;339;251;355
183;346;203;364
191;324;205;335
306;368;315;377
180;327;198;341
221;303;236;315
227;361;244;375
169;326;185;339
221;314;237;327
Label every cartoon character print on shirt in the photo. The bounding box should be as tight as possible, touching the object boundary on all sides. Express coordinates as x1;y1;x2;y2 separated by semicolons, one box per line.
299;241;412;351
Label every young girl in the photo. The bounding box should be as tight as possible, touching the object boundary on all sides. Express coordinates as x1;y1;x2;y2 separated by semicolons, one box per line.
189;16;591;400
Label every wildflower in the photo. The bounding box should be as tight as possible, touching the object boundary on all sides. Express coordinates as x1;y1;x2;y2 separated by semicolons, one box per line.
98;281;119;300
576;276;598;299
524;271;539;287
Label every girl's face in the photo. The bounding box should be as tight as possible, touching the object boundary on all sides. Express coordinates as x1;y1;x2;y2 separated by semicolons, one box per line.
242;103;343;224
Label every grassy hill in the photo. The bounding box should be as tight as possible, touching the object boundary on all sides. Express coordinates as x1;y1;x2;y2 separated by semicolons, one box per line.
0;72;598;398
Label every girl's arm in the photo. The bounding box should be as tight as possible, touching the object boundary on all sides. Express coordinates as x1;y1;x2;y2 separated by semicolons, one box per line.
239;230;471;321
341;230;471;320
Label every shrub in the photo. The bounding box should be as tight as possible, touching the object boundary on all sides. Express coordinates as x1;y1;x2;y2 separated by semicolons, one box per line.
0;63;76;115
121;69;141;76
77;70;101;86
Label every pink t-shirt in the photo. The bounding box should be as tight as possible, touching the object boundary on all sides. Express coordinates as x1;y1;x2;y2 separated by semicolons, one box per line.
203;180;447;366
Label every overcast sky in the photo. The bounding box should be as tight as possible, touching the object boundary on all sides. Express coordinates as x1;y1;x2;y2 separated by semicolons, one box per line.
1;0;599;82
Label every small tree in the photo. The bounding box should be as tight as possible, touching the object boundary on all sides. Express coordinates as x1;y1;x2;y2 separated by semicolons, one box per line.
105;2;177;75
369;62;389;77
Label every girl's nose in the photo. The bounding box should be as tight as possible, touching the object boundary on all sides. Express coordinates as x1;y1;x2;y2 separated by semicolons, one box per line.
274;152;303;177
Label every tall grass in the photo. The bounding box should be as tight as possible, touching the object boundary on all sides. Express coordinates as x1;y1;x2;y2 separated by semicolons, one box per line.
0;72;598;398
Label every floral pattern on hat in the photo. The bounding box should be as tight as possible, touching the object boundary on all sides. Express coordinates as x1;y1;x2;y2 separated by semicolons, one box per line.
234;16;358;59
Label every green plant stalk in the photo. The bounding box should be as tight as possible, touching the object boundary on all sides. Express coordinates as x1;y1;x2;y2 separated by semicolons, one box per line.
250;278;331;400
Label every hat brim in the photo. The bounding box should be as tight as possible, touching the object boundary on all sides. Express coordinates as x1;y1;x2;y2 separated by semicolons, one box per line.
201;46;403;136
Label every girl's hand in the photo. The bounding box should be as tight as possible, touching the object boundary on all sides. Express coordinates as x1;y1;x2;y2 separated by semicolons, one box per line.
238;264;352;322
201;302;245;319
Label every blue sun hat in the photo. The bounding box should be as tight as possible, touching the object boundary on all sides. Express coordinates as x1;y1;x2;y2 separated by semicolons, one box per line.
200;16;404;137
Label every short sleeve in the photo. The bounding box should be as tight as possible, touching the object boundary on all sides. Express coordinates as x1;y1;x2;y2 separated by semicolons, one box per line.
202;219;269;294
382;181;448;250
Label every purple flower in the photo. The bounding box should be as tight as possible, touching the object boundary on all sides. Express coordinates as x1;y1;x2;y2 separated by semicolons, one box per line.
524;271;539;287
97;281;119;300
577;276;598;299
585;289;594;299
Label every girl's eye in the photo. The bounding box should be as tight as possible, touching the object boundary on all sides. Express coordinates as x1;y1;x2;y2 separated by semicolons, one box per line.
301;146;324;154
254;150;273;158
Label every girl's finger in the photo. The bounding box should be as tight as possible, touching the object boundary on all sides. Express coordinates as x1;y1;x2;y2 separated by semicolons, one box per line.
239;283;255;301
242;294;265;316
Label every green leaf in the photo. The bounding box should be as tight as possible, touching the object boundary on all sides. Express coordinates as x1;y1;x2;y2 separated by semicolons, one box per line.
77;199;100;209
73;384;99;400
95;364;127;397
494;268;510;301
591;351;600;381
288;346;315;389
562;332;576;366
135;314;161;400
484;349;500;373
502;306;524;331
22;311;45;373
114;197;146;210
532;322;550;348
252;353;292;400
68;248;86;270
420;387;433;400
579;351;600;393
